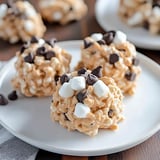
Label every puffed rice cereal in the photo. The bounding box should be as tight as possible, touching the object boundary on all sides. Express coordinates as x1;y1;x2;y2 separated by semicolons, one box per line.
12;37;71;97
51;67;124;136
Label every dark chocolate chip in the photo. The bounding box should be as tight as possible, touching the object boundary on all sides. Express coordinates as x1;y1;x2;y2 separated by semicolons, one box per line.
36;47;46;56
76;90;87;103
20;46;26;54
86;74;98;85
152;0;160;7
45;38;57;48
108;109;114;118
109;53;119;64
8;90;18;101
77;68;87;75
125;71;136;81
132;58;140;66
60;74;70;85
97;39;106;45
103;31;116;45
91;66;102;78
83;39;93;49
24;53;34;63
54;75;60;82
45;51;56;60
143;21;149;30
0;94;8;105
30;36;39;43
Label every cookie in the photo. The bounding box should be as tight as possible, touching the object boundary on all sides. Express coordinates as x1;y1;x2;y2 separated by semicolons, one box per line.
76;31;141;95
118;0;160;34
12;37;71;97
0;1;46;43
38;0;88;24
51;67;124;136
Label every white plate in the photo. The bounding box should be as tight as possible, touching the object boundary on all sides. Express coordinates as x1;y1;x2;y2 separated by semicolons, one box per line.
0;41;160;156
95;0;160;50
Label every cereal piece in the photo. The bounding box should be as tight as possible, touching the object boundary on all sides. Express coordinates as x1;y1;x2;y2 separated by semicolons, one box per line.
76;31;141;95
51;68;124;136
12;38;71;97
0;94;8;105
118;0;160;34
0;1;46;43
38;0;88;25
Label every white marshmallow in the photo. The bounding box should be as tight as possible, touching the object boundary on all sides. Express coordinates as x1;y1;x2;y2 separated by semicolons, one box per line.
38;39;45;46
0;4;8;19
153;7;160;17
24;20;34;33
113;31;127;44
91;33;103;41
93;80;109;98
127;12;143;26
53;12;63;20
70;76;86;91
59;82;74;98
74;103;90;118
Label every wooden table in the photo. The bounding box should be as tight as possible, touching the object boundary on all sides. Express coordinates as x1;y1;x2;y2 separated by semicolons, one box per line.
0;0;160;160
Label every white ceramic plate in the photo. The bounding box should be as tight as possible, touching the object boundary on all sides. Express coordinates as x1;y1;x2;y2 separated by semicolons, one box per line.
0;41;160;156
95;0;160;50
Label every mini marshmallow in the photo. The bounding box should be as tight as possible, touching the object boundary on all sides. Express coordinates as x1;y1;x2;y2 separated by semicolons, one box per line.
53;12;63;20
91;33;103;41
38;38;45;46
113;31;127;44
24;20;34;33
127;12;143;26
0;4;8;19
70;76;86;91
93;80;109;98
59;82;74;98
74;103;90;118
152;7;160;17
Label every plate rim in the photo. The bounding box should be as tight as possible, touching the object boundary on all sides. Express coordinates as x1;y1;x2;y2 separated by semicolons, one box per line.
0;40;160;156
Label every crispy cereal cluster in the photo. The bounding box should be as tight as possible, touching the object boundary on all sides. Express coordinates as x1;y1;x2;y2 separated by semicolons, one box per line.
12;37;71;97
51;67;124;136
0;1;46;43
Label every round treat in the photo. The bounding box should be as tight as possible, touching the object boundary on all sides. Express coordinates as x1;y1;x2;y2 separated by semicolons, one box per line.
38;0;88;25
76;31;141;95
12;37;71;97
51;67;124;136
0;1;46;43
118;0;160;34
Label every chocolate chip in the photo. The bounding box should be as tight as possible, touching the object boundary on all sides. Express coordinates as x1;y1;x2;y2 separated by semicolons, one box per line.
108;109;114;118
125;71;136;81
143;21;149;30
0;94;8;105
45;38;57;48
8;90;18;101
76;90;87;103
24;53;34;63
77;68;87;75
20;46;26;54
91;66;102;78
152;0;160;7
132;58;139;66
30;36;39;43
54;75;60;82
109;53;119;64
103;31;116;45
86;74;98;85
97;39;106;45
45;51;56;60
83;39;93;49
60;74;70;85
36;47;46;56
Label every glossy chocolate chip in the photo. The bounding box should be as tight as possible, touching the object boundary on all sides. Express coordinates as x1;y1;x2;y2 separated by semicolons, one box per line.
76;90;87;103
60;74;70;85
97;39;106;45
30;36;39;43
91;66;102;78
103;31;116;45
24;53;34;63
132;58;139;66
20;46;26;54
125;71;136;81
0;94;8;105
86;74;98;85
36;47;46;56
45;38;57;48
83;39;93;49
8;90;18;101
108;109;114;118
77;68;87;75
45;51;56;60
109;53;119;64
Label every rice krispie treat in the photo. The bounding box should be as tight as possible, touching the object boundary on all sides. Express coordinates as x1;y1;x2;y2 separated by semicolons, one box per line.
0;1;46;43
76;31;141;95
38;0;88;25
118;0;160;34
51;67;124;136
12;37;71;97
